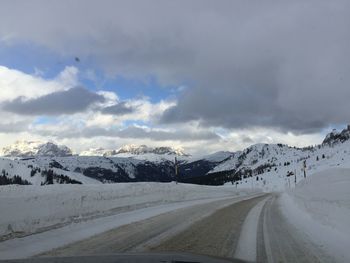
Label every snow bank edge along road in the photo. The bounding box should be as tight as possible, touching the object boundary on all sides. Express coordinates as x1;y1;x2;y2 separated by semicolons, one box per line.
0;182;259;238
234;197;269;262
0;194;265;259
280;168;350;262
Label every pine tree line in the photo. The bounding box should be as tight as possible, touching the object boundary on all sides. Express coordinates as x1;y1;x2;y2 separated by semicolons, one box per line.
40;169;82;185
0;170;31;185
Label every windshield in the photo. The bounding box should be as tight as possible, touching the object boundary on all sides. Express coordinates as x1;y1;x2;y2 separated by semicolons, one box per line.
0;1;349;262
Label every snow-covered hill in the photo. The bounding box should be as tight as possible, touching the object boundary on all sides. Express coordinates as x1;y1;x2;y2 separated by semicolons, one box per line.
217;125;350;191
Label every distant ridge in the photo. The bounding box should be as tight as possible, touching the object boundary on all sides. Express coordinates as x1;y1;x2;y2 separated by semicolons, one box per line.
80;144;188;157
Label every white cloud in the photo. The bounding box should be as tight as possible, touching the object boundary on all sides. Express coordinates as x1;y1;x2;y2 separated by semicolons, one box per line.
1;1;348;133
0;63;328;154
86;97;176;127
222;128;324;151
54;66;79;87
0;65;78;102
96;90;119;107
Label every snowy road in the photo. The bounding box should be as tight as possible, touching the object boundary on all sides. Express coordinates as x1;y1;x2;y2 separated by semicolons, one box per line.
38;194;265;257
0;192;338;262
34;194;337;263
256;194;335;263
0;192;261;260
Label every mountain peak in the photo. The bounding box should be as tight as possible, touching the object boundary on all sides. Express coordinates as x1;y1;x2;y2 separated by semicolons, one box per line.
322;125;350;145
116;144;188;156
117;144;151;155
78;144;188;157
0;140;72;157
79;147;110;157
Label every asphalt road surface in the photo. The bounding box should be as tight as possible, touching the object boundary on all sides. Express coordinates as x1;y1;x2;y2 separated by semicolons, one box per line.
37;194;336;263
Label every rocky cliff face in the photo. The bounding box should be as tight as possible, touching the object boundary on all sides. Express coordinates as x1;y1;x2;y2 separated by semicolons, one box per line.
322;125;350;145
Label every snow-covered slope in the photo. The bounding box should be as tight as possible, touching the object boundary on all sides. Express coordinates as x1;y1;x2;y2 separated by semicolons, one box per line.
219;127;350;191
0;157;101;185
0;182;256;239
191;151;234;163
0;154;178;185
280;168;350;262
0;141;72;158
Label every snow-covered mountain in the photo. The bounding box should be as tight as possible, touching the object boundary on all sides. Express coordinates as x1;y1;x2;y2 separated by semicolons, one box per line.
1;125;350;187
80;144;188;157
79;148;113;157
0;141;73;158
112;144;187;156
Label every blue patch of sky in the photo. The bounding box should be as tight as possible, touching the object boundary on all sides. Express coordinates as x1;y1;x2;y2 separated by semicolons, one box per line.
332;123;347;131
0;41;183;104
322;123;347;133
213;127;229;138
317;123;347;140
122;120;148;128
33;116;58;125
0;41;75;78
86;74;178;103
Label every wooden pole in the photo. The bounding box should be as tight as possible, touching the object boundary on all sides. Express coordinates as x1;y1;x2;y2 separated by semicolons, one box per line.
175;157;178;184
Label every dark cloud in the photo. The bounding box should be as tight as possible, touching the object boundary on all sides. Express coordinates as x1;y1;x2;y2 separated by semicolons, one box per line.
0;121;29;133
116;126;219;141
36;125;219;141
2;87;105;116
101;102;135;115
1;1;350;132
241;135;254;144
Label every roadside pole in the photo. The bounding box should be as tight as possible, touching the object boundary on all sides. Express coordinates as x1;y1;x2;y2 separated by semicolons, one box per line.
174;156;178;184
303;160;307;178
294;169;297;187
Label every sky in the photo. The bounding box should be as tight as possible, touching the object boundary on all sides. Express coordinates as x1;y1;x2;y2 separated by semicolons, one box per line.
0;0;349;154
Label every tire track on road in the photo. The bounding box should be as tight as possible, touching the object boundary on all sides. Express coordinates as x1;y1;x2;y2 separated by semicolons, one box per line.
39;194;264;257
150;195;268;259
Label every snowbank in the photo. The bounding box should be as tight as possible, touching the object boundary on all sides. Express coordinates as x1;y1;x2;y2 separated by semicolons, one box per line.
280;168;350;262
0;182;254;239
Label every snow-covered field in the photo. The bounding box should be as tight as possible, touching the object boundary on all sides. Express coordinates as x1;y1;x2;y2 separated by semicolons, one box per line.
1;127;350;261
280;168;350;262
0;182;256;239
